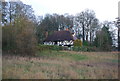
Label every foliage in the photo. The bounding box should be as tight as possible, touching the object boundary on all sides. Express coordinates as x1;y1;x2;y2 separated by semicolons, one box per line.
2;2;8;24
2;0;116;52
2;17;37;55
73;46;87;52
2;1;37;55
37;44;99;52
36;14;73;43
2;25;16;50
15;17;37;55
83;41;90;46
75;9;100;42
1;1;36;25
72;46;98;52
93;25;113;51
37;44;63;52
73;39;82;47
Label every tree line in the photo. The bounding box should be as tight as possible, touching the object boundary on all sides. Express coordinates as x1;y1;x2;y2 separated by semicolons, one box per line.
36;10;116;51
1;1;117;55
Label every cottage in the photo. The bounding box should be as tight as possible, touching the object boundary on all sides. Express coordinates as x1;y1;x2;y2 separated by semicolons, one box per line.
44;30;76;47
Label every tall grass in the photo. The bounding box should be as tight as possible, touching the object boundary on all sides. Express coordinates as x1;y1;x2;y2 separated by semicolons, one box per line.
2;51;118;79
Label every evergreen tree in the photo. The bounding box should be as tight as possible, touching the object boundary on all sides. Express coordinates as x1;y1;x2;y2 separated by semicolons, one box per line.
94;25;112;51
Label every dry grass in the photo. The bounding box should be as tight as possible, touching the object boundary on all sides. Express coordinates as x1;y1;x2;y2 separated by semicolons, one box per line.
2;51;119;79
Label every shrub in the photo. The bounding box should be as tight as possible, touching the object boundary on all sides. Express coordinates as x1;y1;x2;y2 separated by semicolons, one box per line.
37;44;63;52
2;17;37;56
73;39;82;47
72;46;87;52
72;46;99;52
37;44;99;52
83;41;90;46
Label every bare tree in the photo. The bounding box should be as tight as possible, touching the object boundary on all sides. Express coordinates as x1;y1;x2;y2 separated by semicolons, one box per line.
75;9;99;44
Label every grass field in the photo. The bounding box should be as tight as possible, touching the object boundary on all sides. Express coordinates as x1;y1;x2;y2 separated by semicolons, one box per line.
2;51;119;79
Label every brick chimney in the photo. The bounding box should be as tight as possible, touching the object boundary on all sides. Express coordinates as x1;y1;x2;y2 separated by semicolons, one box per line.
66;28;69;31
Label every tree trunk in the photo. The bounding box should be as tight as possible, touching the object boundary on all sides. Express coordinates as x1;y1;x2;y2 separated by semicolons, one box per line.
86;32;88;42
90;31;92;45
82;23;85;42
118;28;120;51
9;2;12;24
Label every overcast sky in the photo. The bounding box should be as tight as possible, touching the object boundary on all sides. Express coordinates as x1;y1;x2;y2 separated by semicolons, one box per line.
21;0;119;22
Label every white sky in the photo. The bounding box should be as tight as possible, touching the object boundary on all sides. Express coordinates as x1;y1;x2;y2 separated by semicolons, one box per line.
21;0;119;22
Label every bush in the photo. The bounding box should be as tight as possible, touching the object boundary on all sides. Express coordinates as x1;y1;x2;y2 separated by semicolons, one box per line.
83;41;90;46
72;46;99;52
2;17;37;56
37;44;64;52
74;39;82;47
37;44;99;52
72;46;87;52
2;25;16;51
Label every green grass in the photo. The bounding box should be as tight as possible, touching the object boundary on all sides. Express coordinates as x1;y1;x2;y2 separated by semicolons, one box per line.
59;52;87;61
2;51;118;79
37;51;88;61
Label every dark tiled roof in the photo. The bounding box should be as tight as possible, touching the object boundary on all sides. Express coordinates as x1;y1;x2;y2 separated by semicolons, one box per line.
44;31;74;42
